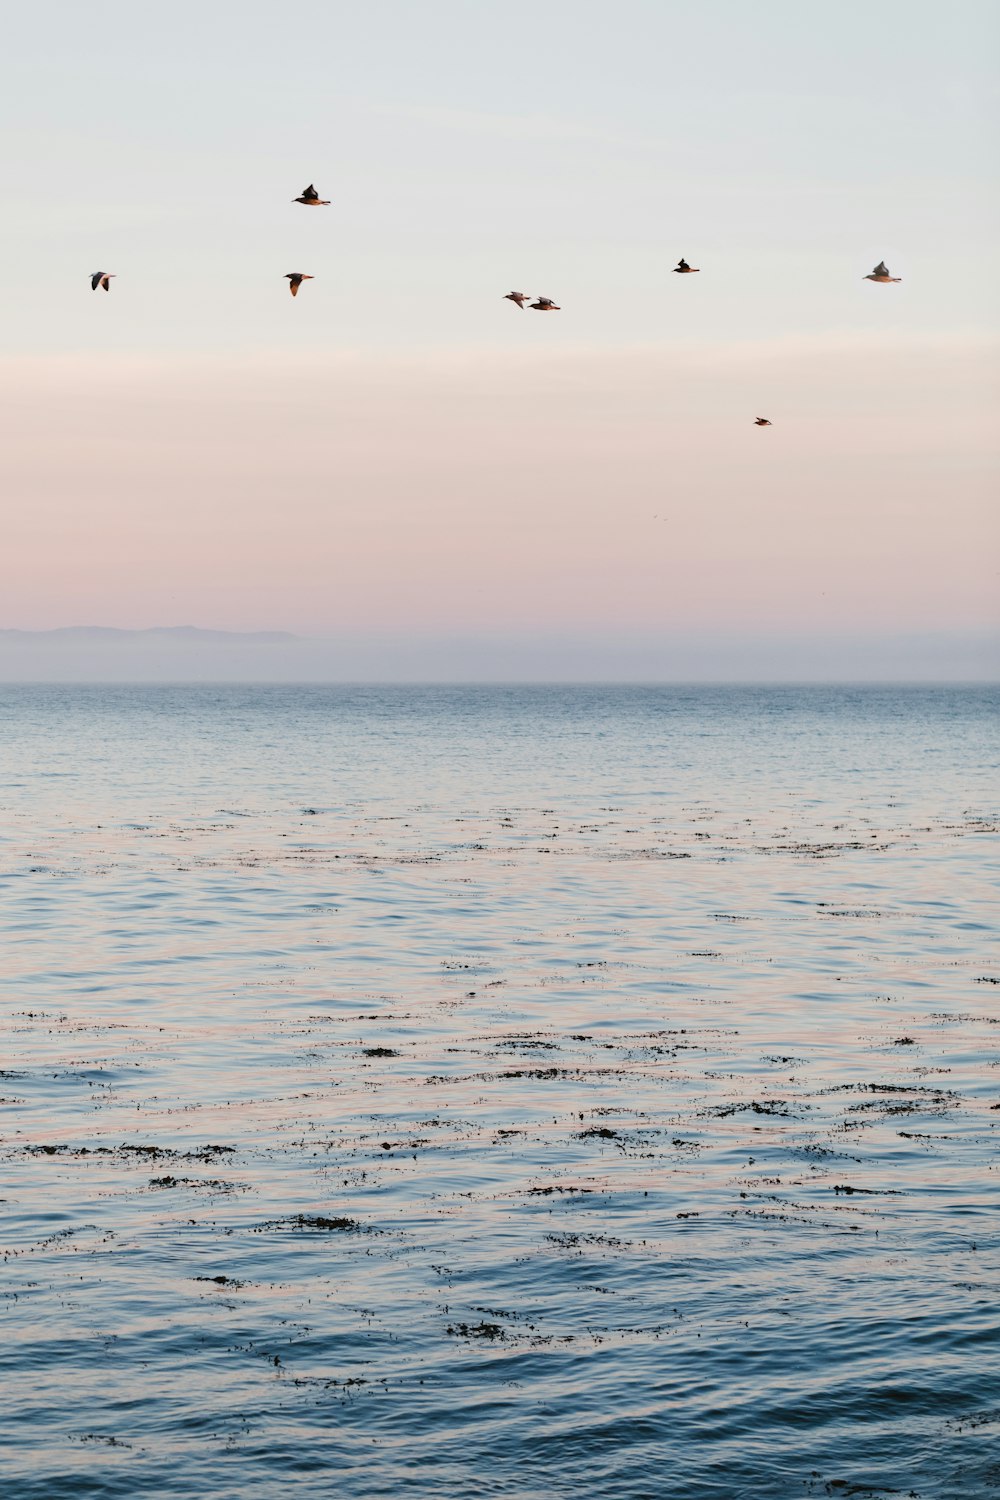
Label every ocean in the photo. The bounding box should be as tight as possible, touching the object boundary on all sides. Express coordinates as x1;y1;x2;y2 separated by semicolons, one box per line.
0;684;997;1498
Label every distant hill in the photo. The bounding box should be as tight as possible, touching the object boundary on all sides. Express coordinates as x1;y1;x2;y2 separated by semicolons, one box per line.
0;627;298;644
0;626;305;681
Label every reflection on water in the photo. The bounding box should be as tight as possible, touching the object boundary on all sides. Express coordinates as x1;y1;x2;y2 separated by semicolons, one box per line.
0;686;997;1498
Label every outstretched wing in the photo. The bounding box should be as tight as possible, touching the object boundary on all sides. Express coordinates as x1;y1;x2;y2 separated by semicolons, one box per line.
91;273;102;290
301;184;319;200
873;261;889;277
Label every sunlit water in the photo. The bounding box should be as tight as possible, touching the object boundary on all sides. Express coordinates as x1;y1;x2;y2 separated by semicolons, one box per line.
0;685;997;1499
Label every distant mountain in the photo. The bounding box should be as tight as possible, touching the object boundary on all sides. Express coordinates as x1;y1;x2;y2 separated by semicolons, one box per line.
0;626;306;681
0;627;298;644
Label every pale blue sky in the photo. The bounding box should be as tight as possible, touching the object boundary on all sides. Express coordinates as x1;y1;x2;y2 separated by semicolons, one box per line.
0;1;996;673
2;0;996;352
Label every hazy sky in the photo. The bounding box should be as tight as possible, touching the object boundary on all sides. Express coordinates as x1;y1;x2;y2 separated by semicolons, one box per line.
1;1;997;673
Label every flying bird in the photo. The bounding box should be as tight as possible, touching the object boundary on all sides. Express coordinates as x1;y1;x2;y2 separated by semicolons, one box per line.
530;297;560;311
673;258;699;273
293;184;329;206
864;260;901;283
504;292;530;309
285;273;314;296
754;417;772;426
90;272;115;292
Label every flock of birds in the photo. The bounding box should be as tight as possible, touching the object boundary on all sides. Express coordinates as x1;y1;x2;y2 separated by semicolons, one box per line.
88;184;904;428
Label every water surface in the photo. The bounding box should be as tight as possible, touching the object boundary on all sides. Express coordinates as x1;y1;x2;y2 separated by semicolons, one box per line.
1;685;997;1498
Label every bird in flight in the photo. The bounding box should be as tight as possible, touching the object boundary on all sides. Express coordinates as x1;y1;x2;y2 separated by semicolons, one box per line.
293;184;329;206
90;272;115;292
754;417;772;426
285;273;314;297
673;258;699;273
504;292;531;309
864;260;901;283
530;297;560;311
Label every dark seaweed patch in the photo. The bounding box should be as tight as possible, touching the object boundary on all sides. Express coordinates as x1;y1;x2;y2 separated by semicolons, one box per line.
254;1214;361;1232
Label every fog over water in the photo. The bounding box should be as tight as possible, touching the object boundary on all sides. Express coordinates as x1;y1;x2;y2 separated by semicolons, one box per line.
0;627;996;682
0;684;997;1498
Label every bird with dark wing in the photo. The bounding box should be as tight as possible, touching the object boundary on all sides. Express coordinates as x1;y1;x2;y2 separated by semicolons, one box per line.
285;273;314;296
90;272;115;292
754;417;772;426
293;184;330;206
530;297;560;311
673;258;699;273
864;260;901;283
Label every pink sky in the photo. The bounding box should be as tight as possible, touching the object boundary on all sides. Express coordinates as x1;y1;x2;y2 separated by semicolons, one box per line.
1;335;995;643
1;0;997;679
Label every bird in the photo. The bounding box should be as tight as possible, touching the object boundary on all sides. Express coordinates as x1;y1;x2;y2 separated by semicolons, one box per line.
285;273;314;296
293;184;329;206
530;297;560;311
754;417;772;426
504;292;530;309
673;258;699;273
90;272;115;292
864;260;901;283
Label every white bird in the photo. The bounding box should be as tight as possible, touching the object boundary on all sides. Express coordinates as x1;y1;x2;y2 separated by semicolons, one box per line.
864;260;901;283
504;291;530;309
90;272;115;292
754;417;772;426
530;297;560;311
285;273;314;297
293;184;329;206
673;258;699;273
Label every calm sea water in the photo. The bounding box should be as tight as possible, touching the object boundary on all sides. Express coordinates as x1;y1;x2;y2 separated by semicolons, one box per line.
1;685;997;1499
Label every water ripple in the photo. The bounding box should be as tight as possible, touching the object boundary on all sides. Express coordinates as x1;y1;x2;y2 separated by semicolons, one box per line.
0;685;996;1498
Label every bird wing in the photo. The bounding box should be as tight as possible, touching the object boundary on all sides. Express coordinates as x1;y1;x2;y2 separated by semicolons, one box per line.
301;185;318;200
873;261;889;276
91;273;102;290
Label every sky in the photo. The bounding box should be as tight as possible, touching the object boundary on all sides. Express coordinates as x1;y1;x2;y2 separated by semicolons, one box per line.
0;0;997;677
